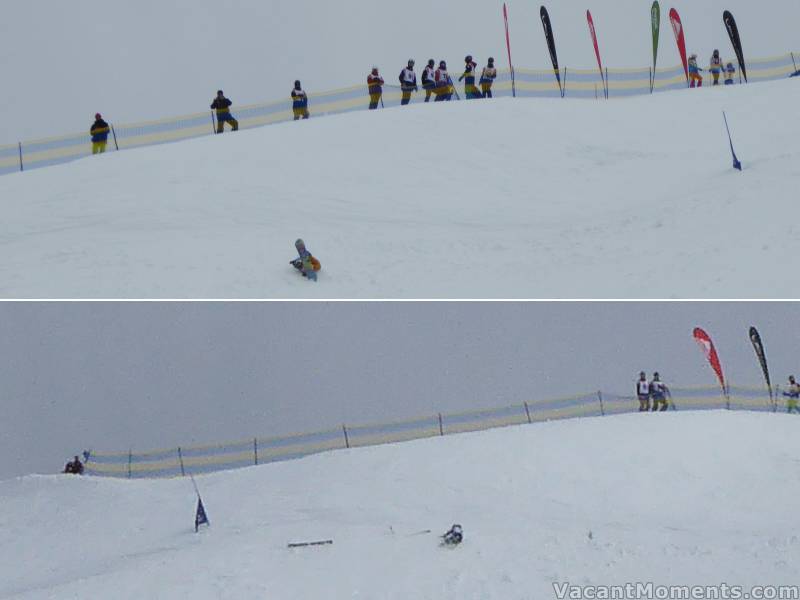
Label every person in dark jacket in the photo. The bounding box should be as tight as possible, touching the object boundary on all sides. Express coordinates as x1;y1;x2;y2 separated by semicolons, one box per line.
421;59;436;102
458;55;480;99
90;113;110;154
64;456;84;475
367;67;384;109
211;90;239;133
291;80;310;120
434;61;453;102
399;59;418;106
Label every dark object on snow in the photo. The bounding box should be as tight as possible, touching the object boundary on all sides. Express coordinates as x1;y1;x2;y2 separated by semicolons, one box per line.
287;539;333;548
195;496;210;532
63;455;84;475
441;524;463;545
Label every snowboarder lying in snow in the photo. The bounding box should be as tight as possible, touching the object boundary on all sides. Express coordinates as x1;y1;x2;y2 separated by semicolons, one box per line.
290;239;321;281
441;524;463;546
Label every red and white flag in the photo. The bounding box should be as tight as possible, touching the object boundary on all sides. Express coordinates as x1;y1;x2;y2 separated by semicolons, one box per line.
693;327;726;395
669;8;689;84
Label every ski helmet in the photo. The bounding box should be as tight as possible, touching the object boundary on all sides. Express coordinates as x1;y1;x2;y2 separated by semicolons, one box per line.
713;49;719;56
427;59;435;67
217;89;223;95
372;65;379;73
408;59;415;67
639;371;646;378
439;60;447;68
294;80;301;88
465;55;472;62
488;57;494;64
295;238;305;250
653;371;660;379
95;113;102;119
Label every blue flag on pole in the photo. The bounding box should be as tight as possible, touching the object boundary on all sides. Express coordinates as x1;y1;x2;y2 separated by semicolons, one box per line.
195;497;209;532
723;112;742;171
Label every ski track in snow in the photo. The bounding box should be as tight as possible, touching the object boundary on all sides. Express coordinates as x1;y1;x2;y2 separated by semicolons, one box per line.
1;79;798;298
1;411;800;599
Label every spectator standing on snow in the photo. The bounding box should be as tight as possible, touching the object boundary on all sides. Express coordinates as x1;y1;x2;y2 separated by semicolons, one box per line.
649;372;671;411
724;62;736;85
211;90;239;133
480;57;497;98
709;50;722;85
458;55;480;99
398;60;418;106
368;67;385;109
783;375;800;413
291;80;310;120
63;455;84;475
434;61;452;102
90;113;110;154
421;59;436;102
636;371;651;412
688;54;703;88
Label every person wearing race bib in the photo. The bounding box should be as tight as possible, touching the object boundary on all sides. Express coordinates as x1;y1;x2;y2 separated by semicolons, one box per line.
421;59;436;102
783;375;800;413
636;371;651;412
649;372;670;412
480;57;497;98
724;62;736;85
398;59;418;106
291;80;309;120
434;61;452;102
709;50;722;86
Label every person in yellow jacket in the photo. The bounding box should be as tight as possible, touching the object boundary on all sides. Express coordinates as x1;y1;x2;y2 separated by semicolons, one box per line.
90;113;110;154
211;90;239;133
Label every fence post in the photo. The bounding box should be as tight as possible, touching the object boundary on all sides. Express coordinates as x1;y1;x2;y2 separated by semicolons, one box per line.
254;437;259;465
438;413;444;436
605;67;609;99
177;447;186;476
18;142;23;172
523;401;532;424
791;52;797;73
597;390;605;416
649;67;654;94
211;111;217;134
128;449;132;479
342;424;350;449
562;67;567;98
111;124;119;151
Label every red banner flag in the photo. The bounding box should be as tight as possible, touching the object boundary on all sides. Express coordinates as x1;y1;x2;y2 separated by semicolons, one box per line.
586;10;605;96
669;8;689;84
693;327;727;396
503;3;516;97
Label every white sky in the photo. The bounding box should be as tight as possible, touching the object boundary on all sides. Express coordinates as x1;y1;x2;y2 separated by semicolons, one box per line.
2;302;798;479
1;0;798;141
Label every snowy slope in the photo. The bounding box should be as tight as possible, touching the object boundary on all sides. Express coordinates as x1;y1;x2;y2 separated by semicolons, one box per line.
2;0;799;141
2;79;799;298
2;411;799;599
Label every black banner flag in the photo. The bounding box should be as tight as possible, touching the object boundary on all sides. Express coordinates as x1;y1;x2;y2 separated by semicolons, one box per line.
540;6;562;95
749;326;773;408
723;10;747;82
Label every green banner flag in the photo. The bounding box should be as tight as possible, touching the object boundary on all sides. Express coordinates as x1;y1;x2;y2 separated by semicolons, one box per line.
651;1;660;71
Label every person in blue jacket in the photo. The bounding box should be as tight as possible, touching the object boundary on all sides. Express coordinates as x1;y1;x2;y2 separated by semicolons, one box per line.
90;113;110;154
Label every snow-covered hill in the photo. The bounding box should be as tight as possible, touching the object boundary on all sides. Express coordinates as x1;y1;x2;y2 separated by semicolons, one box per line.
2;411;798;599
2;79;798;298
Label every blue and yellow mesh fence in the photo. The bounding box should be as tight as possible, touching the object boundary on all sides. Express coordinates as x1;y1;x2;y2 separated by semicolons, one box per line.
2;52;798;178
85;382;787;479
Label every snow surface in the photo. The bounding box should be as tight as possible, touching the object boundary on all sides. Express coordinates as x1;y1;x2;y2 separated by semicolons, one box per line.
1;79;799;298
2;411;799;599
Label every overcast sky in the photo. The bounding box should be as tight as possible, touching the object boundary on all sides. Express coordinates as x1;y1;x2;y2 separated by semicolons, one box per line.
1;302;798;480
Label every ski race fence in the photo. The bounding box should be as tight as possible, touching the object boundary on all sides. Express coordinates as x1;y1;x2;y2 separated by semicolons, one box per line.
2;52;798;178
85;383;789;479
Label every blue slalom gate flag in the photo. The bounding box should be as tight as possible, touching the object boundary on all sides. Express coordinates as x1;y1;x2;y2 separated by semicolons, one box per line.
722;111;742;171
195;497;209;532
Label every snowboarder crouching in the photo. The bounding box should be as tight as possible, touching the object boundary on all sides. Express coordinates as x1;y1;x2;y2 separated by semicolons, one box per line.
291;239;321;281
442;524;463;545
64;455;84;475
